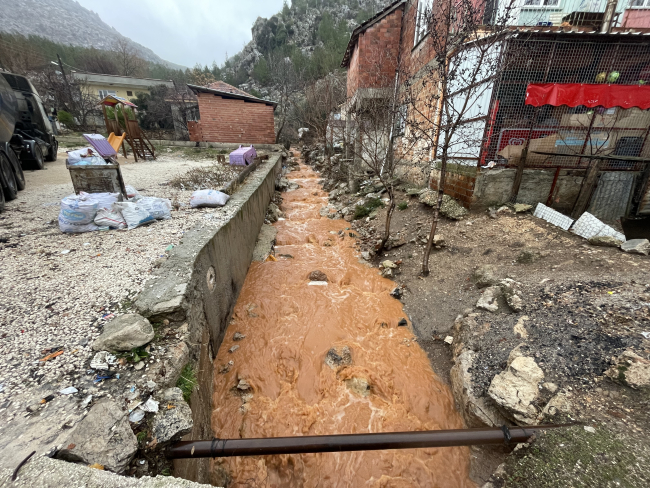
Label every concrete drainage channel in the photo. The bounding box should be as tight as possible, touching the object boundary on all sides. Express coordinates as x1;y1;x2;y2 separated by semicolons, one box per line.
0;150;284;487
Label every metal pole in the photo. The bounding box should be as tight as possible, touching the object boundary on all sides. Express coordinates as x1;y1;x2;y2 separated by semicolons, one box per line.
167;425;570;459
601;0;618;34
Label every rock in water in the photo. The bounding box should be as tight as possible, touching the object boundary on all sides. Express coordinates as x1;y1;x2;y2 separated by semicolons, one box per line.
621;239;650;255
56;399;138;473
488;356;544;425
589;235;623;247
92;314;155;352
325;346;352;370
308;270;328;282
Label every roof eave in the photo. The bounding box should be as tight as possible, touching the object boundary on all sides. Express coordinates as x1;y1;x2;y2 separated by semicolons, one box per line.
187;84;278;107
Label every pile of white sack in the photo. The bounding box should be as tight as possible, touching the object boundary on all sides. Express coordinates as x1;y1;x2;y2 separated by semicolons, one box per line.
58;185;172;233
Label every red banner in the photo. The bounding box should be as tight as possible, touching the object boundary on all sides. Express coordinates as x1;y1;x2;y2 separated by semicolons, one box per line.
525;83;650;110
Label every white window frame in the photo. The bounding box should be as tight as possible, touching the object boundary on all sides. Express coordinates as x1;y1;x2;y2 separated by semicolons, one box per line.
414;0;433;47
98;89;116;99
522;0;560;8
629;0;650;8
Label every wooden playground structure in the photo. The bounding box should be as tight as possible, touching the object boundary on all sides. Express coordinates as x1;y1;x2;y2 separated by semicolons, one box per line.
99;95;156;161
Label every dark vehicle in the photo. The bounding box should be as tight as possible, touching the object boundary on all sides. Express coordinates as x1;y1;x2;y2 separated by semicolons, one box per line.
0;71;57;211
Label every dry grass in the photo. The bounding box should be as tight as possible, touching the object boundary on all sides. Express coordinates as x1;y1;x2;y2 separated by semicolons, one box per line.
168;163;243;191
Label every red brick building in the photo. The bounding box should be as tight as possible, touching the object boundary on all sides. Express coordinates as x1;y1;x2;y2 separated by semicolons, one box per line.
187;81;277;144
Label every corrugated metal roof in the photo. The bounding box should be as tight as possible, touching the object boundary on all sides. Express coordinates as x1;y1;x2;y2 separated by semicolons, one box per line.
187;83;277;107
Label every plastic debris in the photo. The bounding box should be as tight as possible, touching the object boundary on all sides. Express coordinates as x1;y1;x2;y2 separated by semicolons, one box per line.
308;281;328;286
641;332;650;339
129;409;145;423
60;250;71;255
40;394;55;404
165;244;174;252
39;350;64;362
81;395;92;408
533;203;574;231
59;387;78;395
140;398;159;413
90;351;117;371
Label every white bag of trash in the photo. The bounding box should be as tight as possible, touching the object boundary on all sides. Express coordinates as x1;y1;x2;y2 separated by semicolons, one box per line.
89;192;120;210
113;202;156;229
138;197;172;220
125;185;142;201
67;147;106;165
59;192;99;233
190;189;230;208
94;207;127;229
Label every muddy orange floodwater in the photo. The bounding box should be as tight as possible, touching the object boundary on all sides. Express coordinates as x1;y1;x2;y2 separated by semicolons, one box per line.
211;160;473;487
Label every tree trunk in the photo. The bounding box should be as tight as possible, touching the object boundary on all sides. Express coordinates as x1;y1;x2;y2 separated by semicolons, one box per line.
422;156;447;276
380;188;395;251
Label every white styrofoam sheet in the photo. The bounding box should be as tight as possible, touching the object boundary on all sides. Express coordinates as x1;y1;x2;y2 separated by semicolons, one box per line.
533;203;574;231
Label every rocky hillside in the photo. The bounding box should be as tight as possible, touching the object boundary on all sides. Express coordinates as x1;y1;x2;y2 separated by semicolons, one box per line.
225;0;393;95
0;0;183;69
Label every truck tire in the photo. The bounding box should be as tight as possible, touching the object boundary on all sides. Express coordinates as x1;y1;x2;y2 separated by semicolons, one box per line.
0;178;5;212
7;148;25;191
46;140;58;162
29;144;45;170
0;152;18;201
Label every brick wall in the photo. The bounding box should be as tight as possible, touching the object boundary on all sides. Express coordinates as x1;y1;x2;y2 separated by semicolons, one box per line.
347;7;403;99
429;167;477;208
190;93;275;144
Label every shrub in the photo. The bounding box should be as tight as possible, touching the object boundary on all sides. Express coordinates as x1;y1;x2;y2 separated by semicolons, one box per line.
353;197;383;220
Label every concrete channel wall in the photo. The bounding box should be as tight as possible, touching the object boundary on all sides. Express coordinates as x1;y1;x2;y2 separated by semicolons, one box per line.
134;154;283;484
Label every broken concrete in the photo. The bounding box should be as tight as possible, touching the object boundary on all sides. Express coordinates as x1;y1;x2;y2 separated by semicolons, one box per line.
589;235;623;247
92;314;155;352
476;286;501;312
56;399;138;473
2;456;214;487
152;388;194;444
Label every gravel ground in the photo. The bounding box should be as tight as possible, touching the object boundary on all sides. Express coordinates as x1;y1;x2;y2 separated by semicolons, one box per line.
0;149;239;420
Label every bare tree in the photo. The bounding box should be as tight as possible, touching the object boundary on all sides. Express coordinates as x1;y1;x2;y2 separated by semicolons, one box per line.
401;0;521;275
294;72;346;168
267;52;305;143
112;38;145;77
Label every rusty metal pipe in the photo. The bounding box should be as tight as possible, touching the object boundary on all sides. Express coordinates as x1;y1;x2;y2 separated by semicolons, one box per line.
167;425;570;459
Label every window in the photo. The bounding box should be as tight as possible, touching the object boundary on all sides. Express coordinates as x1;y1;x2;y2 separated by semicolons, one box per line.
523;0;559;7
630;0;650;7
98;89;116;99
414;0;433;47
126;90;133;97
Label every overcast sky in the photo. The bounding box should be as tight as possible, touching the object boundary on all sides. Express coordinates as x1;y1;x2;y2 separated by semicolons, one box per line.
75;0;286;68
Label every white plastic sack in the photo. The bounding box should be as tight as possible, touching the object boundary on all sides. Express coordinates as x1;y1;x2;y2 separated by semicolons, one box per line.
67;147;105;165
59;192;99;233
113;202;156;229
125;185;142;201
138;197;172;220
190;190;230;208
88;192;120;210
94;207;127;229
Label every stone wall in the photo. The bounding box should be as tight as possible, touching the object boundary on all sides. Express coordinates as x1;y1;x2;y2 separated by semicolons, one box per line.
135;154;283;483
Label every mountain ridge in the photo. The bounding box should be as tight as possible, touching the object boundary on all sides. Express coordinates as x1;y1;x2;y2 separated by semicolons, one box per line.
0;0;185;70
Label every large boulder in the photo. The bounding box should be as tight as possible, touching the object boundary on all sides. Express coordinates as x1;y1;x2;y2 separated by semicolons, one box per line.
56;399;137;473
92;314;154;352
488;356;544;425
